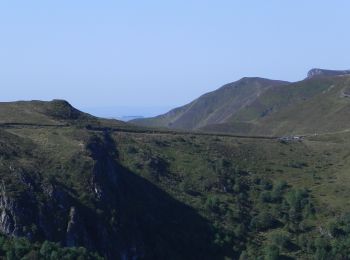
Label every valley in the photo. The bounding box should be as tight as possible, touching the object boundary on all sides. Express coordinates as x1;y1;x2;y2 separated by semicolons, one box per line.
0;99;350;259
2;1;349;259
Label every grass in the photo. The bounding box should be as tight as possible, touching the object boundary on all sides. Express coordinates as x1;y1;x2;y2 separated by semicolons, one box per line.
132;77;287;130
139;75;350;139
112;128;350;258
3;100;350;258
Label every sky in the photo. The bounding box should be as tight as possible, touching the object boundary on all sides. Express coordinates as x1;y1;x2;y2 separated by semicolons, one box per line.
0;1;349;118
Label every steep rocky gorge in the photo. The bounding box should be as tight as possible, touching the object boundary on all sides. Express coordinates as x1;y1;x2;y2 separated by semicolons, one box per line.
0;128;216;259
0;130;134;259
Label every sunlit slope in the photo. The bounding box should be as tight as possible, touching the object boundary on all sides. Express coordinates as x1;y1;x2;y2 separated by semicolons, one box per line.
131;77;288;130
0;99;98;125
133;69;350;136
203;75;350;135
0;99;127;129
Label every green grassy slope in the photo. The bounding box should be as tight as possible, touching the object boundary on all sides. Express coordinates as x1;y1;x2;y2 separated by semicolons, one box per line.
113;129;350;259
251;76;350;135
0;99;127;129
2;101;350;259
0;99;90;125
133;69;350;137
202;75;350;136
131;78;288;130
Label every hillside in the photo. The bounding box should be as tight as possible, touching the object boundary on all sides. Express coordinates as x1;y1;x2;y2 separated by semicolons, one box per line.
202;74;350;136
2;100;350;259
0;99;93;125
132;69;350;136
0;99;130;129
131;78;288;130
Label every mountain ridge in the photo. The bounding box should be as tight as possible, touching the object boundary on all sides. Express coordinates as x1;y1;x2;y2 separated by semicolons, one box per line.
132;77;289;130
307;68;350;79
132;68;350;136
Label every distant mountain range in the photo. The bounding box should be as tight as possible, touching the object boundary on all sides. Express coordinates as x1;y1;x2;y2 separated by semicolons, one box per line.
118;115;144;121
132;68;350;136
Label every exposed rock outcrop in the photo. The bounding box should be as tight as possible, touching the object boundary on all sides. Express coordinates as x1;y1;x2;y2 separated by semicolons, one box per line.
307;68;350;79
0;132;126;259
0;181;36;238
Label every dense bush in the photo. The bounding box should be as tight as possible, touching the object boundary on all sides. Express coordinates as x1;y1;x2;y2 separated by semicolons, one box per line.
250;212;277;231
264;244;280;260
0;235;102;260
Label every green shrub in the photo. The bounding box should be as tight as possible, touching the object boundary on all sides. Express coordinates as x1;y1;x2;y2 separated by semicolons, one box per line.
270;232;290;250
264;244;280;260
250;212;276;231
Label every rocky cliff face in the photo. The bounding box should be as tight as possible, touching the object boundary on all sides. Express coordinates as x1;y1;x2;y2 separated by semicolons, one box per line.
0;118;221;259
0;130;141;259
0;182;30;237
307;68;350;78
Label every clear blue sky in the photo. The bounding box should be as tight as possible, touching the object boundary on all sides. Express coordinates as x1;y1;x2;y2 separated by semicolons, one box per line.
0;1;349;117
